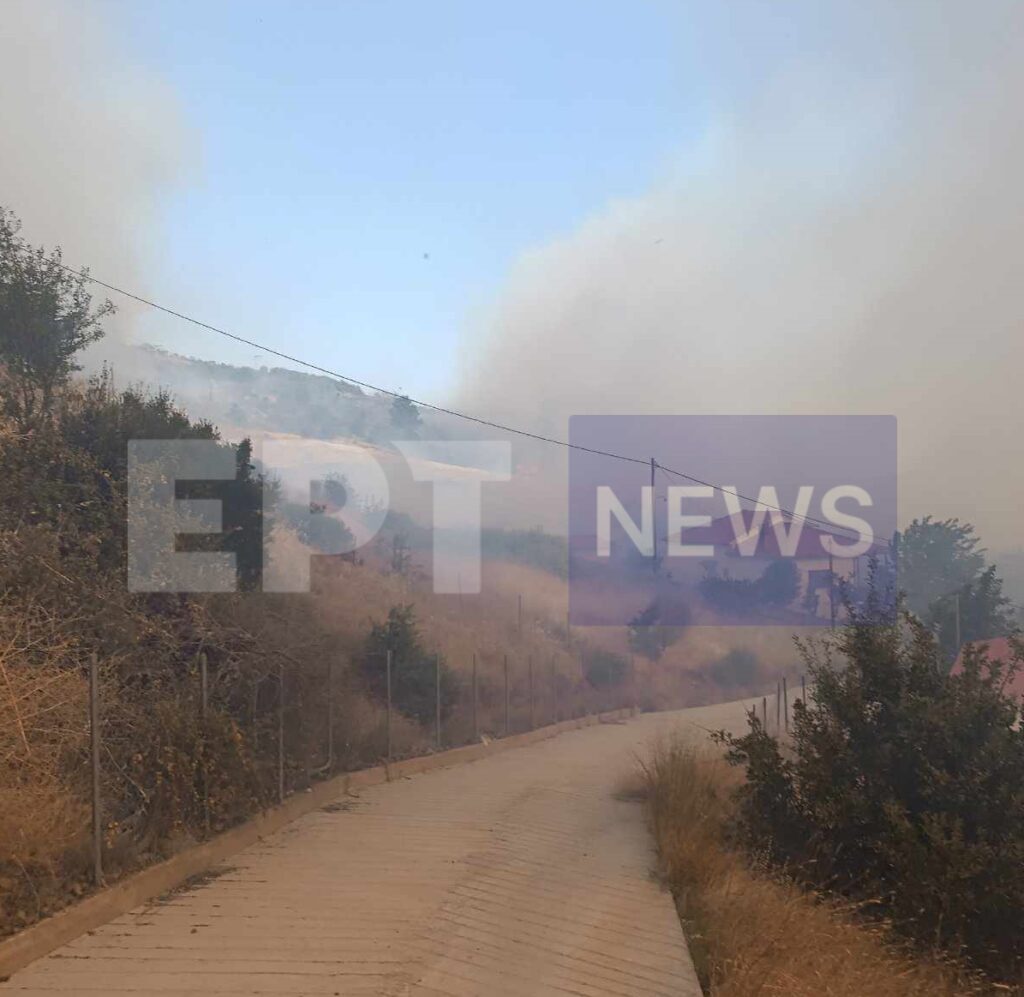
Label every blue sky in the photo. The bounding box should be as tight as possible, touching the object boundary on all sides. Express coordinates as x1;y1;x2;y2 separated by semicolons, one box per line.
109;0;707;399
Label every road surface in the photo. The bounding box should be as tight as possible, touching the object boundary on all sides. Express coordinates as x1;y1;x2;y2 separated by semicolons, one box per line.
3;703;749;996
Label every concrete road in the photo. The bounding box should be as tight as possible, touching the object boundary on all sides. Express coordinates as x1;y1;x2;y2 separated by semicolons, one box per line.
3;703;751;996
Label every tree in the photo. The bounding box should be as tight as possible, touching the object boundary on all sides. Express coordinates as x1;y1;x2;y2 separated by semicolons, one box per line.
898;516;986;616
281;501;355;555
182;437;272;591
758;558;800;606
358;605;459;725
0;208;114;429
389;394;422;436
928;564;1014;664
715;582;1024;981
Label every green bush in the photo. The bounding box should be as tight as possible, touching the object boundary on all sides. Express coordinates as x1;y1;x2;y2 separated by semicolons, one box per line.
582;647;629;689
715;585;1024;981
627;600;688;660
359;605;459;726
700;559;801;616
708;648;760;689
759;558;800;606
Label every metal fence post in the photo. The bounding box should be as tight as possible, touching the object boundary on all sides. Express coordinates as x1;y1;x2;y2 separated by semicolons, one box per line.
503;655;512;732
435;653;442;750
89;653;103;887
579;650;587;717
386;649;393;762
327;657;335;772
550;655;557;723
277;661;285;804
200;651;208;718
199;652;210;835
472;652;478;742
528;655;534;730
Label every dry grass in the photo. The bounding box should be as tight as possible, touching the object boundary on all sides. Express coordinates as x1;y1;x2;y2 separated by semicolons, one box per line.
309;553;598;725
0;630;92;931
641;737;990;996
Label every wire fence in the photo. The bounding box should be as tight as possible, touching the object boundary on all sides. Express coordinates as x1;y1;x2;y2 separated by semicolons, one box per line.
749;672;811;739
82;642;639;889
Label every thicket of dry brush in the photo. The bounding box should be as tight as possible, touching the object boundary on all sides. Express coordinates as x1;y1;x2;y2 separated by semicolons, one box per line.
641;739;988;996
0;383;615;938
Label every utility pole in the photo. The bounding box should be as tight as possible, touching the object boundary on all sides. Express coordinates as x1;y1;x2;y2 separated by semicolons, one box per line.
783;676;789;732
828;551;836;631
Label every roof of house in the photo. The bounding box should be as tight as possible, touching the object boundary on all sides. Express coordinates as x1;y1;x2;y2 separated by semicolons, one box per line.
697;514;885;560
949;637;1024;699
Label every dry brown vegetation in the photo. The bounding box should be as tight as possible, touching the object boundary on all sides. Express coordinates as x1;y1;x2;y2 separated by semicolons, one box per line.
0;206;790;946
0;539;611;938
641;738;991;996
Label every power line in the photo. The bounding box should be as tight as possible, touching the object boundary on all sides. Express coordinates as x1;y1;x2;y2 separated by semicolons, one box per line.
45;259;650;466
46;255;891;548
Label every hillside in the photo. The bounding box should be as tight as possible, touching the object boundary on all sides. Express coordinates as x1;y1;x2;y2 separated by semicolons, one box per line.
118;346;438;444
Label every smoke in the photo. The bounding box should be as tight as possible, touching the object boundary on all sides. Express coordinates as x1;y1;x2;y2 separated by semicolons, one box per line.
0;0;187;349
455;1;1024;549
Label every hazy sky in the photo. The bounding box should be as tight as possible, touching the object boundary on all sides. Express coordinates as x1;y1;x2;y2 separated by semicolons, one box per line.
2;1;1022;548
86;0;701;397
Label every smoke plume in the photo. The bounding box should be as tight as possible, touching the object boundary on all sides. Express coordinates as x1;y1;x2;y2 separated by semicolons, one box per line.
0;0;187;348
455;1;1024;549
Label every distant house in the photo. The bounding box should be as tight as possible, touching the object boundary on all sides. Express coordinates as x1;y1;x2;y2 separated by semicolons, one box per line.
949;637;1024;700
688;515;888;619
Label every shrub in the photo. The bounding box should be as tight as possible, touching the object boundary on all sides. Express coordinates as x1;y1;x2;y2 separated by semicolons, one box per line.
699;574;760;615
701;559;800;616
641;738;982;996
709;648;760;689
280;500;355;554
582;647;629;689
358;605;459;726
715;584;1024;981
759;558;800;605
627;600;688;660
